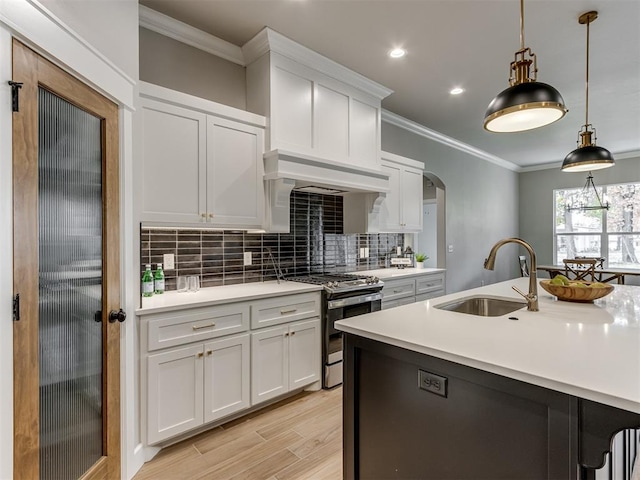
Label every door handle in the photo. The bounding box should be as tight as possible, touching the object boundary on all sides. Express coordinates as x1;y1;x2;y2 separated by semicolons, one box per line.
108;308;127;323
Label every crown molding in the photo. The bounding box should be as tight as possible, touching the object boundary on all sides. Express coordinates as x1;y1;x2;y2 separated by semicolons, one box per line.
243;27;393;100
381;110;519;172
139;5;244;66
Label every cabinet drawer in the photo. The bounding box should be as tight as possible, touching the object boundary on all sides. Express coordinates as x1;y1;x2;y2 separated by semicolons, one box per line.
382;279;416;302
148;304;250;351
251;292;320;329
415;273;445;295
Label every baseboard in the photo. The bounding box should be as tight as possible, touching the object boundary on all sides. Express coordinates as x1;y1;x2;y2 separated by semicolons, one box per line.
126;442;156;480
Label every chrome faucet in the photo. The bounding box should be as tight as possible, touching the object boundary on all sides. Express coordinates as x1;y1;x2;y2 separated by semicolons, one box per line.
484;238;539;312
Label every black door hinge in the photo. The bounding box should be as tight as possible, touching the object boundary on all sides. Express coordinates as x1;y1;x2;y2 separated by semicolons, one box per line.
8;81;23;112
13;293;20;321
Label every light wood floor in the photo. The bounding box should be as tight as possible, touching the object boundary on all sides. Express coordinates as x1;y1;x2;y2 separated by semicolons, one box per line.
134;387;342;480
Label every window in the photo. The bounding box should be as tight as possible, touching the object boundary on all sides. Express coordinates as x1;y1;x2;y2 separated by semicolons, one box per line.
554;182;640;269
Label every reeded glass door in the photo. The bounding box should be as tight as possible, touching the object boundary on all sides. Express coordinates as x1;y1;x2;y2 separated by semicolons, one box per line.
38;87;104;479
12;39;121;480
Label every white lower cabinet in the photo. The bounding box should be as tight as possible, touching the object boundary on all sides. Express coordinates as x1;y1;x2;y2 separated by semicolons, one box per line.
142;291;321;445
251;318;321;405
147;333;250;444
204;334;250;423
382;272;446;310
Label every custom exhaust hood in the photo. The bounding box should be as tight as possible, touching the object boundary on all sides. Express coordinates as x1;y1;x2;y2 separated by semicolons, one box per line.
263;148;391;232
264;149;391;195
243;27;394;232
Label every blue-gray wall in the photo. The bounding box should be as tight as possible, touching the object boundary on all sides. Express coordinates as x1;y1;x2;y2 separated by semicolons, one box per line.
381;122;521;294
519;155;640;285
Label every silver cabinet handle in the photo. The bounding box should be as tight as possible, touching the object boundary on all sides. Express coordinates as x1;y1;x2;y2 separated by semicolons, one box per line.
193;323;215;330
280;308;297;315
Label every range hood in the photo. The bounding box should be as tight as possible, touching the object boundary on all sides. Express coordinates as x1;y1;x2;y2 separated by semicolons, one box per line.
264;149;390;232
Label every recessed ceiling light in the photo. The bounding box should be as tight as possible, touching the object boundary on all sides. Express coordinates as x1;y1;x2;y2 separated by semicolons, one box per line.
450;87;465;95
389;48;406;59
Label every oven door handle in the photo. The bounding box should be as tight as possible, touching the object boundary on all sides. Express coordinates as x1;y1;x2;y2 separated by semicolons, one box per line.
327;292;383;310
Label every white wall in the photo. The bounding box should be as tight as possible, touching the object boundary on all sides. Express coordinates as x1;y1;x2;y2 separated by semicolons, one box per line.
39;0;138;80
382;122;521;293
0;1;138;478
519;155;640;285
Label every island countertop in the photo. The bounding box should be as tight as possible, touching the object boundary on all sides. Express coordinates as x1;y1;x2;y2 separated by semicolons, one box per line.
335;277;640;413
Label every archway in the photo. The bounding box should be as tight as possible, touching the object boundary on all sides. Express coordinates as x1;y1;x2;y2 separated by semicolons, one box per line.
416;172;446;269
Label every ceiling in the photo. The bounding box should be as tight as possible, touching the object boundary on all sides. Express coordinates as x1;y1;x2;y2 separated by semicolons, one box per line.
139;0;640;170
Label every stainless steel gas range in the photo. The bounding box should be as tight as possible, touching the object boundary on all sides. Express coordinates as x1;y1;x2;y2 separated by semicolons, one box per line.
288;273;383;388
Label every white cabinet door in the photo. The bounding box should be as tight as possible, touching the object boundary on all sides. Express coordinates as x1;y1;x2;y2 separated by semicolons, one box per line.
207;116;264;228
203;334;250;423
402;168;423;231
141;99;207;224
147;344;204;444
251;325;289;405
380;162;402;231
288;318;320;390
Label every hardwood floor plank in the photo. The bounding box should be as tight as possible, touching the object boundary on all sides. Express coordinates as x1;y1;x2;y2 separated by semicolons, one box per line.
275;441;342;480
227;449;300;480
255;391;341;440
288;413;341;460
134;444;208;480
194;430;303;479
193;428;264;456
134;388;343;480
224;389;335;440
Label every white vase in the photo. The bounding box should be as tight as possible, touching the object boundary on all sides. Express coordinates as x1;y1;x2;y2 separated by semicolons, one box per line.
416;261;424;269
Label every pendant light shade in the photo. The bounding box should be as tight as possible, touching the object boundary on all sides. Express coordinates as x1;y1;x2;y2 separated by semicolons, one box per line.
484;0;568;132
561;11;614;172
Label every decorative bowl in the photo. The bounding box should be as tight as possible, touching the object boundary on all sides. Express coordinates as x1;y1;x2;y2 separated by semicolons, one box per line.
539;279;614;303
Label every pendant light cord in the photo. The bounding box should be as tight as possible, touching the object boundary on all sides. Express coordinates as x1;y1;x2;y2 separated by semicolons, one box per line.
519;0;525;50
585;17;590;127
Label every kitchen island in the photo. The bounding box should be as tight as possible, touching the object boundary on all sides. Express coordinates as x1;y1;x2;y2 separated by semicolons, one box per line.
335;277;640;479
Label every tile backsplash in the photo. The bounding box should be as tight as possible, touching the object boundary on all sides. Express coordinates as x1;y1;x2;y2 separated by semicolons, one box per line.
141;192;404;290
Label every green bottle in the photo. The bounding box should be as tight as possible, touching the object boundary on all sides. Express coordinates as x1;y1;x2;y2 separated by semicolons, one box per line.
154;263;165;295
142;264;154;297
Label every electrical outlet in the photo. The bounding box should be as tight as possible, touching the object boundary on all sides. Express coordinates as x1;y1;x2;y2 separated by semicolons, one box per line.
244;251;252;266
418;370;447;397
163;253;175;270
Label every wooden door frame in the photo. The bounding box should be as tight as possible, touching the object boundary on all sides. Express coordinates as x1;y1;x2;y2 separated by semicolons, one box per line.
12;38;121;480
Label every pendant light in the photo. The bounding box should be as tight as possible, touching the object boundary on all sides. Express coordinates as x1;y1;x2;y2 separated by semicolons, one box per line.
484;0;568;132
561;11;615;172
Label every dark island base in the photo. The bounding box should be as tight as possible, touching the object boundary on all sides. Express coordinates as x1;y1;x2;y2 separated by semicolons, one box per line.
343;333;640;480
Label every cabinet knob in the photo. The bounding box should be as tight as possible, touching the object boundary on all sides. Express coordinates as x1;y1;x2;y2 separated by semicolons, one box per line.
291;331;296;336
200;213;206;220
284;332;289;337
206;350;213;356
196;352;204;358
208;213;214;218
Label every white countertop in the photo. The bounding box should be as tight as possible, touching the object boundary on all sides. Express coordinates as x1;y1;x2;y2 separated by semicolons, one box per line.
136;280;322;315
335;277;640;413
354;267;445;279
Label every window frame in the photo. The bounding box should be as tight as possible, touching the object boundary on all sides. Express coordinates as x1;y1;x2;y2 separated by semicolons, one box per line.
553;181;640;269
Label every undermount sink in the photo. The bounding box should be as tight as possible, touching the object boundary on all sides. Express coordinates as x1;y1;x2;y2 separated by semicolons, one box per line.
434;296;527;317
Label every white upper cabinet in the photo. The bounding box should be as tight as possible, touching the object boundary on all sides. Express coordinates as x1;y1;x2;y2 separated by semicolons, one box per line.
244;28;392;171
139;82;266;229
379;152;424;233
141;99;207;224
